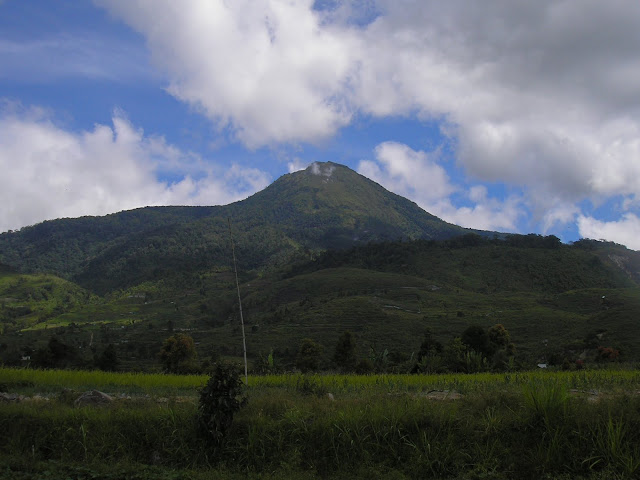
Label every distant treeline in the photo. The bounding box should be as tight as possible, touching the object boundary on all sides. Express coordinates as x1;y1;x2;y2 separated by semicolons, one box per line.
285;233;623;278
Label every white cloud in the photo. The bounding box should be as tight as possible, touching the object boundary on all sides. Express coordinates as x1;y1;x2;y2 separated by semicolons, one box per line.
358;142;521;231
94;2;640;232
430;196;523;232
359;142;454;201
349;1;640;207
433;185;524;232
287;158;308;173
96;0;356;148
541;204;580;234
0;105;270;233
578;214;640;251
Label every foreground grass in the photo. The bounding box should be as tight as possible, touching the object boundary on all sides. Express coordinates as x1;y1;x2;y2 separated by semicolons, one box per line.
0;367;208;396
4;367;640;395
3;367;640;479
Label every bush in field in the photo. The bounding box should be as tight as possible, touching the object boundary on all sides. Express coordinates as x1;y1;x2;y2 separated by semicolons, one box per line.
443;337;468;372
413;329;445;373
417;328;443;360
253;349;280;374
461;325;490;356
355;357;374;374
95;343;119;371
32;336;78;369
333;330;356;372
596;346;620;362
198;362;247;447
296;338;323;373
158;333;199;373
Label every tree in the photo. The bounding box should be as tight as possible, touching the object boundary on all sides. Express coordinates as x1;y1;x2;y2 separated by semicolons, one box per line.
487;324;516;371
487;323;508;348
461;325;490;356
253;349;280;374
443;337;468;372
95;343;119;371
159;333;198;373
413;329;444;373
33;336;77;369
333;331;356;372
198;362;247;448
296;338;323;373
417;329;443;361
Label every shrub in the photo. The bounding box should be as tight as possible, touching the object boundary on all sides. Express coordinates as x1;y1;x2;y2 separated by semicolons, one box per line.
296;338;323;373
198;362;247;448
158;334;198;373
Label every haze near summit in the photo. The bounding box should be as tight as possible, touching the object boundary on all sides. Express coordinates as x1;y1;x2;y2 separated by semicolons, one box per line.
1;1;639;248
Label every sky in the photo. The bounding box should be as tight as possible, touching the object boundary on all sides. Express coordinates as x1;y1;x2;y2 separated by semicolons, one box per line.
1;1;640;249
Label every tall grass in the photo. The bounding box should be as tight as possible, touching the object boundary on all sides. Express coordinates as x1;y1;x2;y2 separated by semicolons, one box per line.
4;367;640;396
4;367;640;478
0;367;207;394
251;369;640;395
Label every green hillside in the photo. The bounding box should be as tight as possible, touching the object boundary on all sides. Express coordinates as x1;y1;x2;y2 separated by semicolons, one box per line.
226;236;640;366
0;263;95;334
1;236;639;372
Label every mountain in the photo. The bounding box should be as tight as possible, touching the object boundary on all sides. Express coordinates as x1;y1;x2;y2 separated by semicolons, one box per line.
5;161;640;370
0;162;480;293
232;161;473;248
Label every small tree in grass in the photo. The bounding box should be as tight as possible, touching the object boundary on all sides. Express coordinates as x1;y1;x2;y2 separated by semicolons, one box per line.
95;343;119;371
158;333;198;373
333;330;356;372
461;325;490;356
198;362;247;448
296;338;323;373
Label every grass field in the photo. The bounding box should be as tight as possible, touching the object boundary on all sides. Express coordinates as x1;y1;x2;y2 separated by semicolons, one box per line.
3;367;640;479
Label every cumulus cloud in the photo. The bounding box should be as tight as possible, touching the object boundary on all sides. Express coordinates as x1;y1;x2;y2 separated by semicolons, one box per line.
541;204;581;234
287;158;308;173
359;142;454;201
358;142;522;231
96;0;356;147
351;1;640;207
95;1;640;218
430;196;524;232
0;105;270;233
430;185;524;232
578;214;640;251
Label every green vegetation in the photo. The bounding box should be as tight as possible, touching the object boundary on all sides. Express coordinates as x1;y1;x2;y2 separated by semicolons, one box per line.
159;334;199;374
3;367;640;479
3;163;640;478
198;362;247;448
1;162;640;375
0;163;471;294
1;236;640;373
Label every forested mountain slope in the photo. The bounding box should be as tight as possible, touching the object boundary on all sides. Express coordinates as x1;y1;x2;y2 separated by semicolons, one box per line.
0;162;479;293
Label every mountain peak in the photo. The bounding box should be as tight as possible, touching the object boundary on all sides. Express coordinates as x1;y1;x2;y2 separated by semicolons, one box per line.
237;160;471;250
304;161;340;178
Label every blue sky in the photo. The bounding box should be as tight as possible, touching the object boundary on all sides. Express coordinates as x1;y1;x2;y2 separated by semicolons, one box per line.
1;1;640;249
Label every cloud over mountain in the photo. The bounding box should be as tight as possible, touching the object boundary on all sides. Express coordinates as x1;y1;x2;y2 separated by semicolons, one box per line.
0;104;270;233
96;0;640;245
